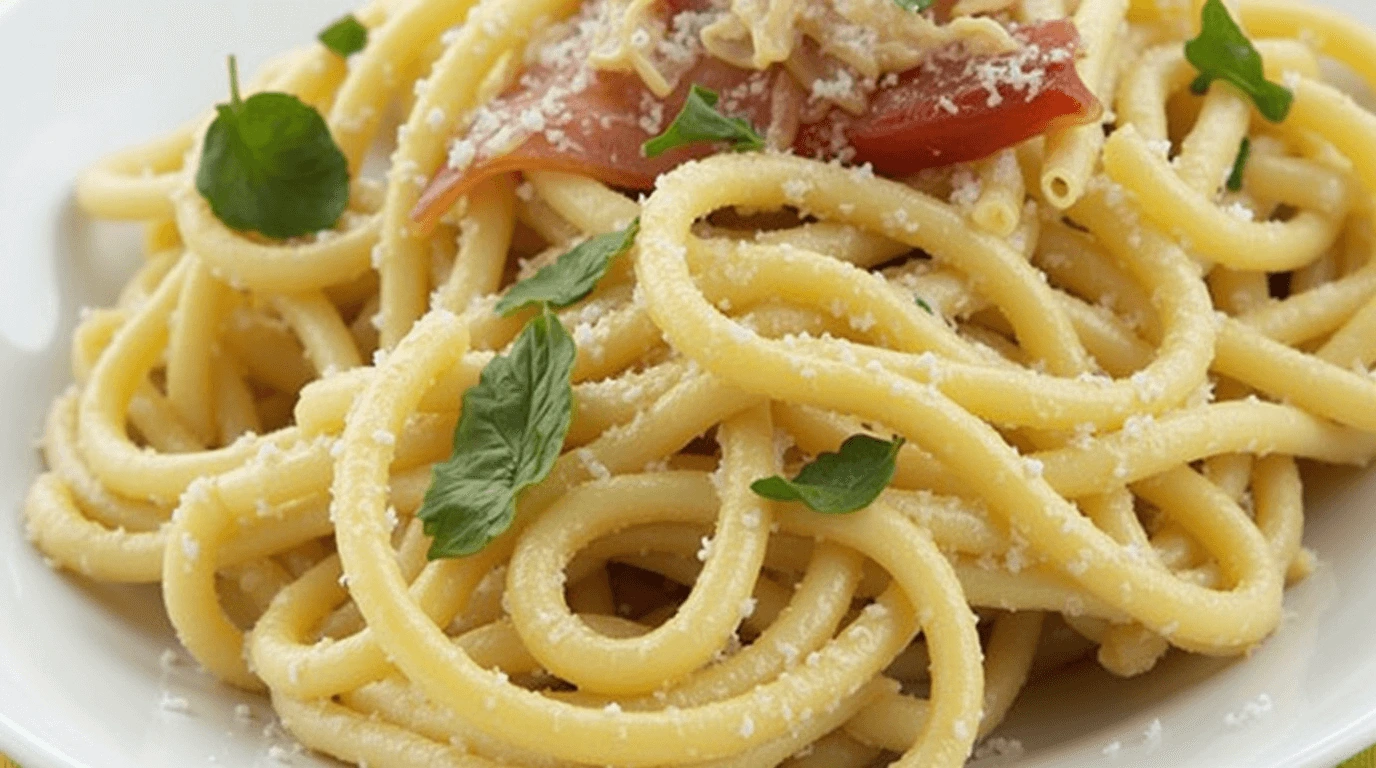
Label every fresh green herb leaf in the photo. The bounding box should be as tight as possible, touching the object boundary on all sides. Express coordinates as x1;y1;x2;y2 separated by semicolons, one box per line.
751;435;906;515
643;84;766;158
894;0;936;10
1185;0;1293;122
495;219;640;316
319;14;369;58
418;308;577;559
195;56;351;240
915;296;935;315
1226;137;1252;192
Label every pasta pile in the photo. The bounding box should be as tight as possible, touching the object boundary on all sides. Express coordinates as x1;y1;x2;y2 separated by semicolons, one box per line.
22;0;1376;765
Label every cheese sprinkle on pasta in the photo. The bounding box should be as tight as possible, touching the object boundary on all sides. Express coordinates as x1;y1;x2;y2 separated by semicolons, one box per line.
27;0;1376;765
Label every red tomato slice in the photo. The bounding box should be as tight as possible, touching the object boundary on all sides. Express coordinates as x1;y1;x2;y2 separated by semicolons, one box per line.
412;18;1098;230
803;20;1101;176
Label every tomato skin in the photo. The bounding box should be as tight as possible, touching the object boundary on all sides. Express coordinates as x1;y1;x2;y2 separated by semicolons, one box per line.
803;20;1100;176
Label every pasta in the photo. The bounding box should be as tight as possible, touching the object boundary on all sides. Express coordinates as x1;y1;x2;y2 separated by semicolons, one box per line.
22;0;1376;765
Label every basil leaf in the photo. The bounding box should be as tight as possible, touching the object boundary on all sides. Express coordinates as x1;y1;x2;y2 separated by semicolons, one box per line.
643;84;766;158
495;218;640;316
751;435;906;515
915;296;935;315
1227;137;1251;192
195;56;350;240
419;308;577;559
1185;0;1293;122
895;0;936;10
319;14;369;58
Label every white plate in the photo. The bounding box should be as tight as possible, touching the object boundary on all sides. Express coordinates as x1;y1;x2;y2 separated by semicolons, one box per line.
3;1;1376;766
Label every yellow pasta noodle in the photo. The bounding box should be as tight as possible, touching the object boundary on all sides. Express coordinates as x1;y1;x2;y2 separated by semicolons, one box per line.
23;0;1376;765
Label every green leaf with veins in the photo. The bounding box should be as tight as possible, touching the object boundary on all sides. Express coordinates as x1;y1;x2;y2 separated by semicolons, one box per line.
643;84;766;158
418;308;577;559
495;219;640;316
751;435;906;514
195;56;350;240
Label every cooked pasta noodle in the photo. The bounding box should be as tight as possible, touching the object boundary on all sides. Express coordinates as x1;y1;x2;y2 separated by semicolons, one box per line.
22;0;1376;765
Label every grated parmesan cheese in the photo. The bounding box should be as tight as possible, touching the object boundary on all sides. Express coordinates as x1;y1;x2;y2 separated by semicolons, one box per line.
738;714;755;739
160;693;191;713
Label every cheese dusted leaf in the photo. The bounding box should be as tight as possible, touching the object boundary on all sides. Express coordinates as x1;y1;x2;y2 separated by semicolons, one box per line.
642;85;766;158
495;219;640;316
418;308;577;559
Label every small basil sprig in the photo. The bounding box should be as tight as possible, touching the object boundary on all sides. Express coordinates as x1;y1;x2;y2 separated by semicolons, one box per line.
915;296;935;315
495;219;640;316
1185;0;1293;122
419;217;636;557
195;56;350;239
1226;137;1252;192
752;435;906;514
319;14;369;58
894;0;936;10
418;307;577;559
643;85;766;158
